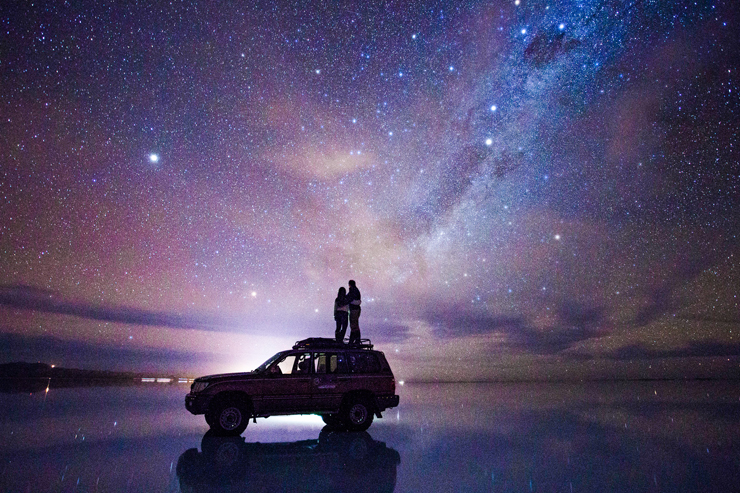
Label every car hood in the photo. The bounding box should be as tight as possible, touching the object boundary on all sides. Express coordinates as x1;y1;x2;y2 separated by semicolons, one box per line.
197;371;260;382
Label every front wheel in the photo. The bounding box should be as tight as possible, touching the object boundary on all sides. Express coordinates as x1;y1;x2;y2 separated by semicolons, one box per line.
208;399;249;435
342;397;374;432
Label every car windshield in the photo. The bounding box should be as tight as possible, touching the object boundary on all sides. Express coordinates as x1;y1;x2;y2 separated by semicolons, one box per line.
254;351;287;373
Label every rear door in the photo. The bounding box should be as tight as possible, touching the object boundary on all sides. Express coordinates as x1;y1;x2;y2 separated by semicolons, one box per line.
311;351;348;411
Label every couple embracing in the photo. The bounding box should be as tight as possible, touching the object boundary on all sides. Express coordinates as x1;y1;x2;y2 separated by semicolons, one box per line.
334;280;361;344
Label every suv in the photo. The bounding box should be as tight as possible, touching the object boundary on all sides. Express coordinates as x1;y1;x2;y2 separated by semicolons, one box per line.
185;338;400;435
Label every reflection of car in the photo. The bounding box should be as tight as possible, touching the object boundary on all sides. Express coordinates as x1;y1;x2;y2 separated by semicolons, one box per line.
185;338;400;435
176;428;401;493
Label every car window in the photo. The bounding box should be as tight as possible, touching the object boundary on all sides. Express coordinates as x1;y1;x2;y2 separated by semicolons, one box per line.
333;353;348;373
276;353;312;375
347;352;381;373
314;353;328;374
295;352;312;374
276;355;297;374
313;353;349;374
255;351;287;373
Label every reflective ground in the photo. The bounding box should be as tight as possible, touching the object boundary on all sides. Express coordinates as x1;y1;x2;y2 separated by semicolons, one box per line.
1;380;739;492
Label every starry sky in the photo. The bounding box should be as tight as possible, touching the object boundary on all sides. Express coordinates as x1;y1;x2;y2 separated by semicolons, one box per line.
1;0;738;381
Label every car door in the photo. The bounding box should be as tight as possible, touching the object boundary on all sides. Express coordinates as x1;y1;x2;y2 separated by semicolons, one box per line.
311;351;347;411
261;352;313;413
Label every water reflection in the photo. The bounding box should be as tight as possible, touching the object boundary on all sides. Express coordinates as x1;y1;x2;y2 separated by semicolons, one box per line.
176;428;401;492
389;381;740;492
0;381;738;491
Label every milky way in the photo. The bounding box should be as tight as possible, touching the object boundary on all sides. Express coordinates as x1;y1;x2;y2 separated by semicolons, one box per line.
1;0;738;379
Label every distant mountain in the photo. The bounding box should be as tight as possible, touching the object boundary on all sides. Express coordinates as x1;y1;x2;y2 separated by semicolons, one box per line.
0;361;140;379
0;361;157;393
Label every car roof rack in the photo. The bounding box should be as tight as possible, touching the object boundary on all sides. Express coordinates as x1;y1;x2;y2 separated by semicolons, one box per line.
293;337;374;350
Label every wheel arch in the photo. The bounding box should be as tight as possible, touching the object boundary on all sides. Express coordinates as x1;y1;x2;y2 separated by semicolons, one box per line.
207;390;253;415
341;389;377;412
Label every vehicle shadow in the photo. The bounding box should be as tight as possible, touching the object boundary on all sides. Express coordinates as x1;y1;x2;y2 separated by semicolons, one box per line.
176;427;401;492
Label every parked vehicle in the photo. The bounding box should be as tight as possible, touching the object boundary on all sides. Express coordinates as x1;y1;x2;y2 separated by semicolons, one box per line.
185;338;400;435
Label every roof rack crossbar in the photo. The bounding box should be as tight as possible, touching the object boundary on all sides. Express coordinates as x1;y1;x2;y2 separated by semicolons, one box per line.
293;337;374;350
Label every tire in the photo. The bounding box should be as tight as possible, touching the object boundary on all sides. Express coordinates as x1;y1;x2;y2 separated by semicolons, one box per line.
209;398;250;435
342;397;374;432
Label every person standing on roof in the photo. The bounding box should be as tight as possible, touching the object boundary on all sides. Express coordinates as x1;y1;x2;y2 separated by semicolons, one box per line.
334;286;349;343
346;280;362;344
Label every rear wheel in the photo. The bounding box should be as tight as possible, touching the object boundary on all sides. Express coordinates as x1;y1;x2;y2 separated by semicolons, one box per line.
208;398;250;435
342;397;374;432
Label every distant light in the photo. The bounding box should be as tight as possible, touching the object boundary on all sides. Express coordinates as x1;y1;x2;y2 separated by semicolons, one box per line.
315;69;321;74
490;105;497;112
485;138;493;146
559;23;565;30
388;131;393;136
449;66;454;71
149;153;159;163
412;34;417;40
251;291;257;297
554;234;561;240
521;28;527;35
398;380;405;386
315;308;319;313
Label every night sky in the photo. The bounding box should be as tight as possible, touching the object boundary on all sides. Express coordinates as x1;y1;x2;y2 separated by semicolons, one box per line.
1;0;738;381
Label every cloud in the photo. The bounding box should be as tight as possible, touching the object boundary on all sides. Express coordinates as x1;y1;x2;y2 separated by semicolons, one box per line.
424;301;608;354
0;284;242;331
0;332;216;373
633;251;718;327
365;320;413;344
604;341;740;360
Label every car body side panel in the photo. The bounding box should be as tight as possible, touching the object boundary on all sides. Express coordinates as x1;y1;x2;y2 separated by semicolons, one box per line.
311;374;342;411
259;374;313;414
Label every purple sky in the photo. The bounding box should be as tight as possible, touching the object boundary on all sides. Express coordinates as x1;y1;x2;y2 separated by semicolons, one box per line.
1;0;738;380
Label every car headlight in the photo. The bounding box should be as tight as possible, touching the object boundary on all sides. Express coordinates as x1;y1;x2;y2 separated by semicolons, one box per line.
192;381;210;393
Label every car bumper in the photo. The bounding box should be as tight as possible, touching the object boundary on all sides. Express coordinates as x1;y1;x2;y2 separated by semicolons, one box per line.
376;394;400;411
185;394;211;415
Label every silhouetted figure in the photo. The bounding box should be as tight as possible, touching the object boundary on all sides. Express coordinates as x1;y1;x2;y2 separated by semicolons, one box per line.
347;280;361;344
334;287;349;342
